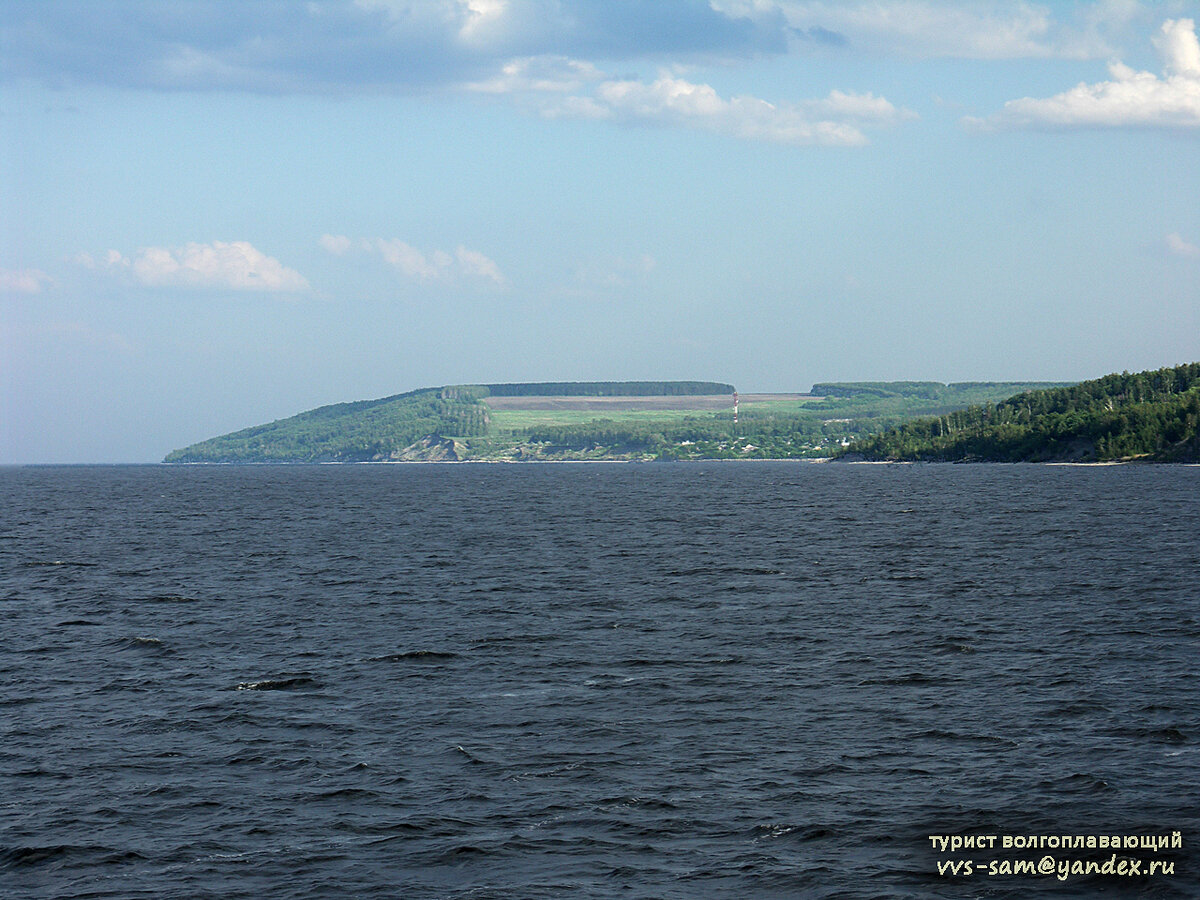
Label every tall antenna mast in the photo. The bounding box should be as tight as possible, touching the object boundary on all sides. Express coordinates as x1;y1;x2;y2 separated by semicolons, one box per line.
733;390;738;425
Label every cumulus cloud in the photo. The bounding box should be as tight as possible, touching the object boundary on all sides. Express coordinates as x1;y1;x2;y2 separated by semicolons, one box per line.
548;73;913;146
969;19;1200;129
93;242;309;291
333;236;506;285
0;267;53;294
1166;232;1200;258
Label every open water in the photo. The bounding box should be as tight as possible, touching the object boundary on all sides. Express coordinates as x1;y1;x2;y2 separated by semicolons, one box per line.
1;462;1197;898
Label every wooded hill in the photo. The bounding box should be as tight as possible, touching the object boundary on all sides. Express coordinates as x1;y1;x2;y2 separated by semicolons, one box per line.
163;387;491;463
845;363;1200;462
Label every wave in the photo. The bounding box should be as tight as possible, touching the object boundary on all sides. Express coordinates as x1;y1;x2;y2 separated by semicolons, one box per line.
752;823;835;841
911;729;1021;748
365;650;458;662
857;672;949;686
1108;725;1187;743
234;675;318;691
0;842;135;868
664;565;784;577
115;636;170;652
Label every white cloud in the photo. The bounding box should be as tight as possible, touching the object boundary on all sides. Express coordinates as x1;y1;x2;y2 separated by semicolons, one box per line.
970;19;1200;129
455;246;506;284
372;238;449;279
319;234;353;255
1156;15;1200;77
359;237;506;285
1166;232;1200;258
94;241;309;291
356;0;513;47
458;0;512;45
548;73;912;146
465;55;603;94
0;267;53;294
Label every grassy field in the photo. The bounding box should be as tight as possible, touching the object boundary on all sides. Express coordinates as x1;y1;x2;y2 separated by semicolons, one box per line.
483;393;822;434
735;397;822;416
486;406;724;433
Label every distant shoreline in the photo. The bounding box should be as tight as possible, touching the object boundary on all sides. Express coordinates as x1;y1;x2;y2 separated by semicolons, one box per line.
11;459;1200;468
143;457;1200;467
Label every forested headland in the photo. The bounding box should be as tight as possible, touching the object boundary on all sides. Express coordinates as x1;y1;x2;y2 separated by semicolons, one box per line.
845;363;1200;462
163;387;490;463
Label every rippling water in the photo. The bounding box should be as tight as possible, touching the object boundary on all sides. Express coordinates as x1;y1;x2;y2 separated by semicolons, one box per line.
2;463;1197;898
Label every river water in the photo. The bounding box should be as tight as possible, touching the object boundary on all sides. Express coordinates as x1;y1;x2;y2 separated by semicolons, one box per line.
2;462;1197;898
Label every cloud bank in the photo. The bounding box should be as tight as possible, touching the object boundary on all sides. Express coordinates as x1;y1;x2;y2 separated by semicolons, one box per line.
17;0;1133;147
712;0;1134;60
0;0;784;93
86;242;310;291
2;0;1134;97
3;2;1178;146
971;19;1200;130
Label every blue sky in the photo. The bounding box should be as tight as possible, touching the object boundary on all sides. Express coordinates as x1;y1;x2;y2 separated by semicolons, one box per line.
2;0;1199;463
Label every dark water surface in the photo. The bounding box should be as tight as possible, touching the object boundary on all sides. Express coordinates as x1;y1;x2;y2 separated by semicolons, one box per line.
2;462;1197;898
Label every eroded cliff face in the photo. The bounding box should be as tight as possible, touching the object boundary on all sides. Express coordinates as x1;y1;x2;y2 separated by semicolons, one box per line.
384;435;462;462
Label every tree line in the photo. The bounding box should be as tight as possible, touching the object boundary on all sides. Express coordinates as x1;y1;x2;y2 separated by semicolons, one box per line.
847;363;1200;462
484;381;735;397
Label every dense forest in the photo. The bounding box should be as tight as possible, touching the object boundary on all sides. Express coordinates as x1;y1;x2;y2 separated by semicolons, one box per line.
846;364;1200;462
164;387;490;463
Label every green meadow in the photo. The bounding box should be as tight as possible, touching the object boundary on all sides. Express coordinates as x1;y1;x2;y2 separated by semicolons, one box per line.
486;406;730;434
485;395;823;435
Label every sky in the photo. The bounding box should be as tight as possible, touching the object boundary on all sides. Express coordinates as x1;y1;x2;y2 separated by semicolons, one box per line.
2;0;1199;463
